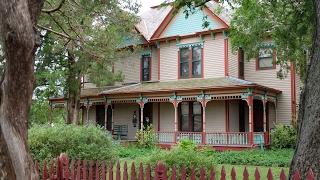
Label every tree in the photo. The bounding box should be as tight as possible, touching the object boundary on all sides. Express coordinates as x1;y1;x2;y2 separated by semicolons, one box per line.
0;0;45;179
37;0;139;124
172;0;319;178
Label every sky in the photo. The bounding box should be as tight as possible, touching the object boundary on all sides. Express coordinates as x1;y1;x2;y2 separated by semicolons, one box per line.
138;0;165;14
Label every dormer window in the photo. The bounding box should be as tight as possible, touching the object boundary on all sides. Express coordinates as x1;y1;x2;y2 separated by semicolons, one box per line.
141;55;151;81
257;48;276;70
179;45;203;79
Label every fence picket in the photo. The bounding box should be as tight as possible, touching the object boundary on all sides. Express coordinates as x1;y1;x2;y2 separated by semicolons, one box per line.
138;163;143;180
254;167;260;180
200;167;206;180
307;169;314;180
180;165;186;180
146;164;151;180
131;162;136;180
210;168;216;180
243;167;249;180
49;160;55;180
220;166;226;180
116;161;121;180
123;162;128;180
76;160;81;180
42;160;48;180
109;162;113;180
101;161;106;180
89;160;94;180
70;160;75;180
155;161;167;180
171;166;177;180
83;160;87;180
293;170;301;180
280;169;286;180
190;167;196;180
231;167;236;180
95;161;100;180
267;168;273;180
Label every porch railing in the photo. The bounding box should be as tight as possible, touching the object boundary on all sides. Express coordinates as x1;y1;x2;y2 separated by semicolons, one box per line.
156;131;269;146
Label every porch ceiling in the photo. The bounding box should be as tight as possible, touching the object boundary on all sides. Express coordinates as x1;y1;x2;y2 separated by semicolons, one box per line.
100;77;281;95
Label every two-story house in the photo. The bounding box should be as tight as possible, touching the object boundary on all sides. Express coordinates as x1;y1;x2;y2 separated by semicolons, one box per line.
50;1;302;149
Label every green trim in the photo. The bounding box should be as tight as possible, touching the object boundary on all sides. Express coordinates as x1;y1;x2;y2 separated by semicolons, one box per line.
141;49;151;56
176;41;204;49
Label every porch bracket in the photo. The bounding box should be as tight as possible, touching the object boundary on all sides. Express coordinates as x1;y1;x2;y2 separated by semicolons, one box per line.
196;91;212;108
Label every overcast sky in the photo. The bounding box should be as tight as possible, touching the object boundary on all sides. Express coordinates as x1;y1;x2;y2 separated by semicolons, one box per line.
138;0;165;14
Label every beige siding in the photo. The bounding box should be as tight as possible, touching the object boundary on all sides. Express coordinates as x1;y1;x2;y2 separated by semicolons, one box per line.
151;48;159;81
268;102;276;130
159;103;175;131
206;101;226;132
228;40;238;78
159;42;178;81
114;53;140;84
229;100;239;132
203;34;225;78
113;103;140;140
244;60;292;125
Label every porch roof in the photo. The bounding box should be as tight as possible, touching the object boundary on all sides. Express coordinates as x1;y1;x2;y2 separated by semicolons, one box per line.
100;77;281;95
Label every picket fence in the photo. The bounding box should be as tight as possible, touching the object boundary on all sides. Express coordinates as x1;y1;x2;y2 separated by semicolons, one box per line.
34;155;315;180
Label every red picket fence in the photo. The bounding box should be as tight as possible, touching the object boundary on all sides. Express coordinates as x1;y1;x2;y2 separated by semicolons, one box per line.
34;154;315;180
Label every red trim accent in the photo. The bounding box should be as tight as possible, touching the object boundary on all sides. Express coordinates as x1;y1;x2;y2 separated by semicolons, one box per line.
158;48;160;81
201;47;204;78
189;47;192;79
224;39;229;76
178;49;181;79
225;100;230;132
158;102;161;131
290;63;297;122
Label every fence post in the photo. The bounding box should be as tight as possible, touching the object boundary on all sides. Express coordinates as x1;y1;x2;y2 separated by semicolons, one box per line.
131;162;136;180
155;161;167;180
231;167;236;180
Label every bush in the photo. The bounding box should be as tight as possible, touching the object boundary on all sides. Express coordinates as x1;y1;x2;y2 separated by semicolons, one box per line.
136;125;156;148
271;124;297;149
142;140;215;177
28;124;118;161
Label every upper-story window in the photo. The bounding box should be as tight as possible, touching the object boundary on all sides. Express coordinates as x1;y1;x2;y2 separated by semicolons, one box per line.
179;46;202;79
141;55;151;81
257;48;276;70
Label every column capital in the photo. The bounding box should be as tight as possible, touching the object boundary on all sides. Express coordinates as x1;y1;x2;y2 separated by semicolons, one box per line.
169;94;182;108
136;96;148;108
197;92;211;108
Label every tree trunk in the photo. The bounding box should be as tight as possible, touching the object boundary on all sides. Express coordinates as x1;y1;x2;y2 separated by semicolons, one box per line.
289;1;320;179
0;0;44;179
66;50;81;125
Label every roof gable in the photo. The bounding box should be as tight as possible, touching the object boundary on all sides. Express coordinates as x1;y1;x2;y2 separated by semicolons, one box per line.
160;7;226;38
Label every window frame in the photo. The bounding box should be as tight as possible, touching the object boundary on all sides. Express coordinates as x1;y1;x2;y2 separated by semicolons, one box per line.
178;45;203;79
179;101;203;132
141;55;151;82
256;48;276;70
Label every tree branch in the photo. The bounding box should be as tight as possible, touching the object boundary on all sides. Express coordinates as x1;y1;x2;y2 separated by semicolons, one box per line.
36;24;73;40
42;0;65;13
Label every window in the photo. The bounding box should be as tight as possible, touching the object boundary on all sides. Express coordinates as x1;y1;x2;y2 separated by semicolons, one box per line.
257;48;275;70
179;46;202;78
141;55;151;81
179;102;202;132
238;48;244;79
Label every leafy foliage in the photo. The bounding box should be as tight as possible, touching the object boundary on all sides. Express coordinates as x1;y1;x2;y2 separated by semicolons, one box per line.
270;125;297;149
28;124;117;161
142;140;215;177
135;125;157;149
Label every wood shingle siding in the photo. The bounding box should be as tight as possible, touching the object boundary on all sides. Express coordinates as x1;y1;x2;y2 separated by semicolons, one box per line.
204;34;225;78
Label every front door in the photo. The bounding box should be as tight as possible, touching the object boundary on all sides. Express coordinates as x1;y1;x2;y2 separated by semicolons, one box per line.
96;105;105;128
253;100;264;132
143;103;153;128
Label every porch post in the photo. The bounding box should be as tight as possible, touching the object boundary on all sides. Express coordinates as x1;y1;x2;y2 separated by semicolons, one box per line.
197;92;211;145
247;95;254;146
85;99;91;125
262;98;267;132
170;94;182;144
104;104;108;130
140;104;144;130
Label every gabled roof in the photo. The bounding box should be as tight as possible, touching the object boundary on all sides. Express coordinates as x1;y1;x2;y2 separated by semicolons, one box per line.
100;77;281;95
135;1;232;41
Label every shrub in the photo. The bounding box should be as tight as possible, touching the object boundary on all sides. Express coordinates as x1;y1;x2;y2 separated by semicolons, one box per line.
271;124;297;149
142;140;215;177
136;125;156;148
28;124;118;161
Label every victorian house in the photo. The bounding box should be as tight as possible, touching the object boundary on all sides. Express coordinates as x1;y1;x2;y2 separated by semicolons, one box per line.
50;1;302;149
